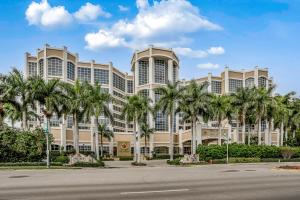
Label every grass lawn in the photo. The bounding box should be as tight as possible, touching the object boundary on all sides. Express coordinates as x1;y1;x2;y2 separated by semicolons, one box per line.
0;166;82;170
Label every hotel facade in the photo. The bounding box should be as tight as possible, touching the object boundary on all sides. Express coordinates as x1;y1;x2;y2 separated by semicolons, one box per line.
25;44;277;157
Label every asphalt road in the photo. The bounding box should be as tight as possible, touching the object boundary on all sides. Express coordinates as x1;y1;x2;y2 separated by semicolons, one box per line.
1;163;300;200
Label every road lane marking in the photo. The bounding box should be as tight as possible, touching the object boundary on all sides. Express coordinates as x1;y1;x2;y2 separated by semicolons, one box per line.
120;188;189;195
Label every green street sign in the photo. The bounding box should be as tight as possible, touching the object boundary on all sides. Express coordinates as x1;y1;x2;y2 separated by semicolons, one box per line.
43;123;49;134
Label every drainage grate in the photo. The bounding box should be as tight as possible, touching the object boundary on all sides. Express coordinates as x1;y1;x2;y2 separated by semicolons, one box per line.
9;175;29;179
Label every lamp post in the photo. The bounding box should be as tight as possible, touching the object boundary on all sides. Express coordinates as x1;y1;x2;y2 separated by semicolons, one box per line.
226;131;231;164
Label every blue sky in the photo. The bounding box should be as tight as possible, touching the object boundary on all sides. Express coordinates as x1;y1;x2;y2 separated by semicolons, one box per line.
0;0;299;94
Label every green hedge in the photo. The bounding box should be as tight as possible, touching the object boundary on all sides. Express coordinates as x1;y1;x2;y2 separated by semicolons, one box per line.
197;144;286;161
119;156;134;161
0;162;63;167
71;161;104;167
152;154;183;160
212;157;261;164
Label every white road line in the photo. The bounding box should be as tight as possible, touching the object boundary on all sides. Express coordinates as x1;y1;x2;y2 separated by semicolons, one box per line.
120;188;190;195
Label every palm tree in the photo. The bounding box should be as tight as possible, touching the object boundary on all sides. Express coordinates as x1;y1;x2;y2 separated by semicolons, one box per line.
253;86;275;145
98;123;114;157
6;68;36;129
122;95;151;163
3;103;21;128
140;123;154;157
0;74;11;126
210;94;233;145
274;92;295;146
61;80;90;153
154;81;183;160
231;87;254;144
177;80;210;154
85;83;113;160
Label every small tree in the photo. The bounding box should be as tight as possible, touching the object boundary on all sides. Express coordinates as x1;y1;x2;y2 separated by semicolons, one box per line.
98;123;114;158
140;123;154;157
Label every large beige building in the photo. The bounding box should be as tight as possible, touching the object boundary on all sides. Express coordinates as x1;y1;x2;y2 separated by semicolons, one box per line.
25;44;278;157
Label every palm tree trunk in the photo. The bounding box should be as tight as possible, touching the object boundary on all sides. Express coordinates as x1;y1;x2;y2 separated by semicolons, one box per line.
144;134;147;157
192;117;197;154
284;127;288;146
218;122;222;145
137;122;141;163
73;114;79;153
280;122;284;146
242;113;246;144
95;118;100;160
293;130;296;139
169;113;174;161
236;119;240;143
268;120;272;145
258;117;262;145
101;133;103;158
133;119;137;162
22;110;27;130
248;126;251;145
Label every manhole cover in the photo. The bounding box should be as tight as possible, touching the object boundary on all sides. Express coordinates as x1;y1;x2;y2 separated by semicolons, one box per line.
9;175;29;179
221;170;240;173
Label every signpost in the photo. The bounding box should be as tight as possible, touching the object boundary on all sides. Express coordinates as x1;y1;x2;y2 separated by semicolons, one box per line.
43;122;50;168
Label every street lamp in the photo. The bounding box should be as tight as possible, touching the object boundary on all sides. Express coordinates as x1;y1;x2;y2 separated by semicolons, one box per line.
226;131;231;164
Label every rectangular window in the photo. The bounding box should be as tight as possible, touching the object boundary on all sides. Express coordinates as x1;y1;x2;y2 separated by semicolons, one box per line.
138;60;149;85
94;69;109;84
127;80;133;93
173;65;177;82
211;81;221;94
245;78;254;88
39;59;44;77
67;62;75;80
78;67;91;83
28;62;37;76
155;90;168;131
154;59;166;84
113;73;125;92
229;79;243;93
48;58;62;76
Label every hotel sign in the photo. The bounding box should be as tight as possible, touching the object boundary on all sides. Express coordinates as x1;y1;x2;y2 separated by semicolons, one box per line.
117;141;131;157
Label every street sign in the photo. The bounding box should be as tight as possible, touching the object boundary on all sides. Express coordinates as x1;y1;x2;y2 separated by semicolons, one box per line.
43;123;49;134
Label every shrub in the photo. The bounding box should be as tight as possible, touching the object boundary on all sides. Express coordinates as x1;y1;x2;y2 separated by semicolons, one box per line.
197;144;281;161
280;147;298;159
167;157;182;165
71;161;104;167
152;154;183;160
119;156;134;161
0;127;50;162
54;155;69;164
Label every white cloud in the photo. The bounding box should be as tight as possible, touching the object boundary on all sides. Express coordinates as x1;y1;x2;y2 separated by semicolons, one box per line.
207;46;225;55
197;63;220;69
136;0;149;10
85;0;222;50
74;2;111;22
174;46;225;58
118;5;129;12
85;30;127;50
25;0;72;27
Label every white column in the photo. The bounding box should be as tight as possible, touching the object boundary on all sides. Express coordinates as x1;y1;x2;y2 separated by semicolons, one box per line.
179;129;183;155
168;59;173;83
62;46;68;82
149;57;154;84
254;66;259;87
60;118;67;151
196;122;202;145
242;69;245;88
109;137;114;156
43;45;47;80
91;60;95;85
207;73;212;93
224;67;229;94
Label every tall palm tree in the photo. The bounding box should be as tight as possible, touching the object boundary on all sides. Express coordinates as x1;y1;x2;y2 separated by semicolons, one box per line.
231;87;254;144
0;74;9;126
253;86;275;145
154;81;183;161
6;68;36;129
122;95;151;163
61;80;90;153
85;83;113;160
98;123;114;157
274;92;295;146
177;80;210;154
140;123;154;157
210;94;233;145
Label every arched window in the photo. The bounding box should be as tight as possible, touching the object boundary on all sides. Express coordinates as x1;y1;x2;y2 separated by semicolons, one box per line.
67;62;75;80
245;77;254;88
138;60;149;85
47;57;62;76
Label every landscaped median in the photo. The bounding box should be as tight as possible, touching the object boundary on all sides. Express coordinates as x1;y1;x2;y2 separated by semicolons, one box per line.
167;144;300;166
